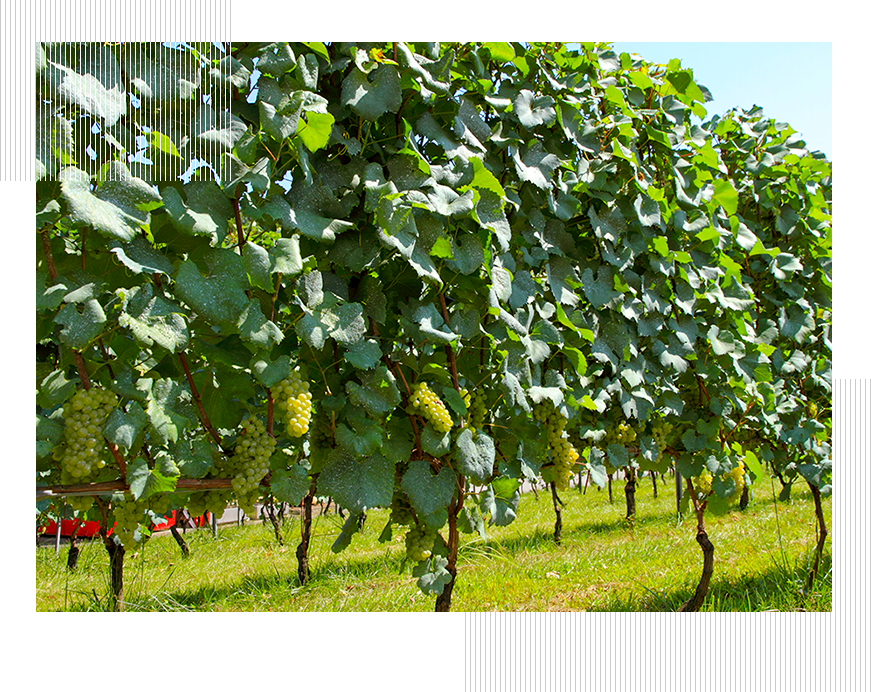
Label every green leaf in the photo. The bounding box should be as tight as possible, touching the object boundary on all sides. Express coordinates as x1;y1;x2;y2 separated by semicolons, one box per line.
414;555;452;595
250;353;291;388
344;339;382;370
430;236;454;259
319;449;394;514
475;188;511;252
270;463;310;506
145;378;192;446
55;299;106;350
237;299;284;350
108;236;175;276
480;478;521;526
483;42;516;62
513;140;560;189
37;369;77;409
242;241;272;291
174;249;249;326
36;107;76;179
401;458;456;518
345;366;402;415
173;437;216;479
297;111;335;153
161;181;233;243
103;402;148;450
117;284;189;353
710;179;739;216
341;65;402;121
127;456;178;501
514;89;556;129
146;130;182;159
335;410;384;459
454;428;495;484
60;164;162;241
269;236;304;277
43;44;126;125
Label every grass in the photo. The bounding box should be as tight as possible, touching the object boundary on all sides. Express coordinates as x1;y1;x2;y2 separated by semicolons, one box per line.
35;474;832;612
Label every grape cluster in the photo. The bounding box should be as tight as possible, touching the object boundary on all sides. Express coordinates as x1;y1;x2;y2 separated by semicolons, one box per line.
185;490;230;519
66;495;94;513
273;371;313;438
534;400;580;491
650;418;674;463
694;468;713;495
409;382;453;433
389;490;414;526
602;420;637;446
729;460;746;496
230;416;275;516
405;522;438;563
683;384;704;411
309;410;334;451
462;387;487;431
58;387;118;483
112;493;147;548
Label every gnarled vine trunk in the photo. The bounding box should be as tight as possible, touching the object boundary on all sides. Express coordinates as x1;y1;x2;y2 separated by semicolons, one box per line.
550;482;563;544
170;524;190;558
435;480;465;612
297;476;318;585
99;527;125;612
624;469;636;523
806;481;829;591
679;479;714;612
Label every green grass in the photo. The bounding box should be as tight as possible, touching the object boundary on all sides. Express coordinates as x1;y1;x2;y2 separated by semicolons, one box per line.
35;475;832;612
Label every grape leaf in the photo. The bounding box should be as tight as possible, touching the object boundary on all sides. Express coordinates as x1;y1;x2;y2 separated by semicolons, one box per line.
127;456;178;501
401;459;456;518
319;448;394;514
453;428;495;484
55;299;106;350
117;284;189;353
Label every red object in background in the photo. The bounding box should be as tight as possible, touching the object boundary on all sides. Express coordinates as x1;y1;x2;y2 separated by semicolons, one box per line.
40;511;180;537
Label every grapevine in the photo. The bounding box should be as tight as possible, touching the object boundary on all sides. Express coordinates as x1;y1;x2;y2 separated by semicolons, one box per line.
33;40;831;614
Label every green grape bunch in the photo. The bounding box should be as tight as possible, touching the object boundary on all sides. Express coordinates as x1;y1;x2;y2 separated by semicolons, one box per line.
273;371;313;438
409;382;453;433
694;468;713;495
390;494;414;526
602;419;637;446
56;387;119;483
185;490;230;519
534;400;580;492
650;418;674;463
309;410;334;451
461;387;487;431
405;522;438;563
112;493;147;548
230;416;276;516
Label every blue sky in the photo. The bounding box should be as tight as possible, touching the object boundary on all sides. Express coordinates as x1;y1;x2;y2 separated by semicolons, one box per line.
610;42;833;159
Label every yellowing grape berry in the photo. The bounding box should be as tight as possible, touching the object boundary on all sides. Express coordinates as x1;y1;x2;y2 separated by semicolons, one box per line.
274;371;313;438
409;382;453;434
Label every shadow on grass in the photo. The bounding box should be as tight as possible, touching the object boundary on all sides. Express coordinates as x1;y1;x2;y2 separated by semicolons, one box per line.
43;491;829;612
598;550;833;612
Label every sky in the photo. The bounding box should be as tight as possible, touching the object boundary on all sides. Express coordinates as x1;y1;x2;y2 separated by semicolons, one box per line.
611;42;833;159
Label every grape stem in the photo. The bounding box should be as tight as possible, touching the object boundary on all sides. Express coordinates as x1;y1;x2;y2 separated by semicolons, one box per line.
178;352;231;455
73;351;91;390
